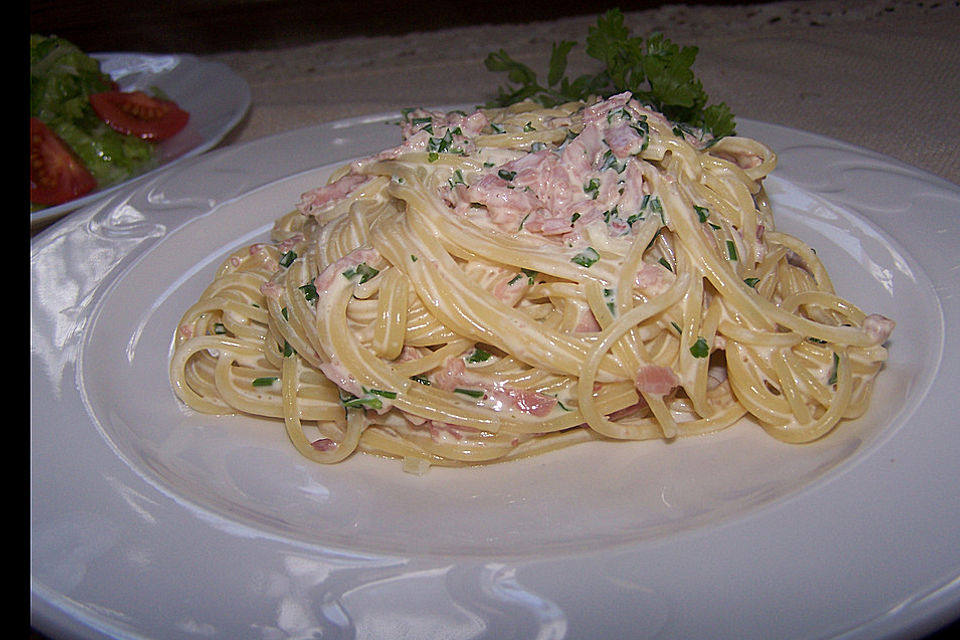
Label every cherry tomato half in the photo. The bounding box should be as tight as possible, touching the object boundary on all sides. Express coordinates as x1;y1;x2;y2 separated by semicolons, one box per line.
89;90;189;141
30;117;97;206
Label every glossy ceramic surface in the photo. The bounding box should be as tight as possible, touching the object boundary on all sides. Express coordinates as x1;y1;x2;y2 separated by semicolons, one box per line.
30;111;960;640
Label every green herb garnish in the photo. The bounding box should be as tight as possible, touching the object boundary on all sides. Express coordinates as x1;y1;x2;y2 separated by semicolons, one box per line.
299;282;318;302
342;394;382;410
583;178;601;199
341;387;397;411
342;262;380;284
467;348;492;363
571;247;600;267
726;240;738;261
483;8;735;140
828;352;840;385
278;250;297;267
690;337;710;358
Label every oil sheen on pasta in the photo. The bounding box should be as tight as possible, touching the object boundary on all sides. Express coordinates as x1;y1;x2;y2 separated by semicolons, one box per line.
169;92;895;473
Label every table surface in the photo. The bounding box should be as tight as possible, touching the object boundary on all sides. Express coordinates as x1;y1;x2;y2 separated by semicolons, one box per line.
28;1;960;638
199;0;959;188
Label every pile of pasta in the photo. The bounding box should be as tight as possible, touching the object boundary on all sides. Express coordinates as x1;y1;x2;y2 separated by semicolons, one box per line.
170;92;894;472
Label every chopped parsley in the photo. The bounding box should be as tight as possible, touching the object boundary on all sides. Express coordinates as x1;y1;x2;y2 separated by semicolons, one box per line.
427;127;464;161
507;268;538;286
600;150;628;173
299;282;318;302
278;250;297;267
828;352;840;385
341;387;398;411
689;337;710;358
584;178;601;199
342;262;380;283
571;247;600;267
466;347;492;363
726;240;738;261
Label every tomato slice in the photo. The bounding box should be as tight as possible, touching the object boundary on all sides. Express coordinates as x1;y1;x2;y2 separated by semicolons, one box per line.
89;90;189;141
30;117;97;206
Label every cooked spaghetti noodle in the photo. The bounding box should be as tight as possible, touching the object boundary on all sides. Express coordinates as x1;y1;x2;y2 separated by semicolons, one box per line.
169;92;894;472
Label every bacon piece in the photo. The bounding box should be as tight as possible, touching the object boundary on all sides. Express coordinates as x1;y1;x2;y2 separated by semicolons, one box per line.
278;234;304;252
581;92;631;125
259;280;282;300
311;438;337;451
634;262;675;297
502;386;557;416
297;174;370;215
318;359;365;398
429;356;466;393
575;308;601;333
396;345;424;363
634;365;680;396
463;173;542;228
524;216;577;236
605;122;646;158
561;121;605;177
862;314;895;345
492;272;531;307
457;111;489;137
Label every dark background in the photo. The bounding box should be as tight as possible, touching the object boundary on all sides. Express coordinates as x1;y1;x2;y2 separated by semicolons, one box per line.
27;1;960;639
31;0;759;54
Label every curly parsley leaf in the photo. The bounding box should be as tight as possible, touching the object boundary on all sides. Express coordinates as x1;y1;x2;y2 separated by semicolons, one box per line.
483;8;736;140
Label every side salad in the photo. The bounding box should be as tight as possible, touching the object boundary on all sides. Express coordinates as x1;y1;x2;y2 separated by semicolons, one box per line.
29;34;190;209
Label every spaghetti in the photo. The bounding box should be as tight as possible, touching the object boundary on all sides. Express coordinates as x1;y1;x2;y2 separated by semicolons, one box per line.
169;92;894;472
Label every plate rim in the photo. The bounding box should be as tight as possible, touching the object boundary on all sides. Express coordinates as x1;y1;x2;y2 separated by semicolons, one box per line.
30;109;960;640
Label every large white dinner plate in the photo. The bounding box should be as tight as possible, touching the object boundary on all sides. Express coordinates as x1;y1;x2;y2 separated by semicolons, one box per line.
30;109;960;640
30;51;251;228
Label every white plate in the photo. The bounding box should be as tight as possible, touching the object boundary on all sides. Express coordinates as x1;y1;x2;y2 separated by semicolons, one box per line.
30;51;251;228
30;111;960;640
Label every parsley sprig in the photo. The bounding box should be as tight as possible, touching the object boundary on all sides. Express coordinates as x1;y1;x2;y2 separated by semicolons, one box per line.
484;8;736;140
